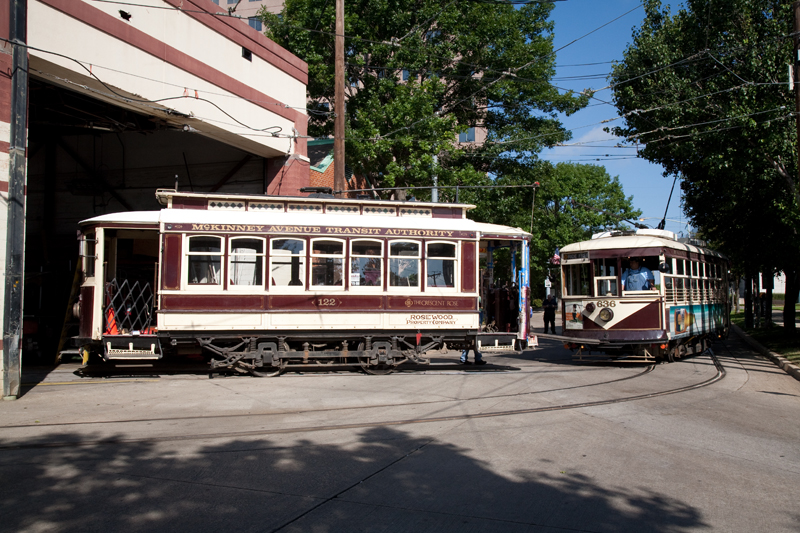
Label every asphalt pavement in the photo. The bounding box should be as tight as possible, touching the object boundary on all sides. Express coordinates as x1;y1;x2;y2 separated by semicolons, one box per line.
1;326;799;532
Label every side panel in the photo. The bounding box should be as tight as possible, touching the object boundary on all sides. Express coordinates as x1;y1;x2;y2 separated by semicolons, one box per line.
461;241;476;293
79;286;94;338
161;233;182;290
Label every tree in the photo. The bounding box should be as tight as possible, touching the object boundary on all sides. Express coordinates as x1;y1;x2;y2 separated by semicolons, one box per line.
261;0;588;193
467;163;641;295
608;0;799;332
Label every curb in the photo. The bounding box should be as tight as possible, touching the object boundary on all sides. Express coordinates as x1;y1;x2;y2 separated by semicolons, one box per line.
731;324;800;382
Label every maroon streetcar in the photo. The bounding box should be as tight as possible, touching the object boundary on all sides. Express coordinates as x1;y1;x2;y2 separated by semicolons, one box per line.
558;229;731;362
73;189;532;375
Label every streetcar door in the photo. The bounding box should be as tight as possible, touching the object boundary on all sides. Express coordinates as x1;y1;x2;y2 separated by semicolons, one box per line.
101;229;162;360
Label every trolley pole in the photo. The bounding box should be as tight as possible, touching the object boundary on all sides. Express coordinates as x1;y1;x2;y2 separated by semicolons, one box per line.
3;0;28;400
333;0;346;197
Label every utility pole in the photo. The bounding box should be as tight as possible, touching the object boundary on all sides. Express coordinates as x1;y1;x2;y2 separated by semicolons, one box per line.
3;0;28;400
794;2;800;189
333;0;345;198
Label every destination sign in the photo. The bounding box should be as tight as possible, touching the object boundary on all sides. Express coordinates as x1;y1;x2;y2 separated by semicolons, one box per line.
164;223;476;239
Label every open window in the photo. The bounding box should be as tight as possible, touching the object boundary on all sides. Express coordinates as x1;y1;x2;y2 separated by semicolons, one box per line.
621;256;660;294
350;239;383;288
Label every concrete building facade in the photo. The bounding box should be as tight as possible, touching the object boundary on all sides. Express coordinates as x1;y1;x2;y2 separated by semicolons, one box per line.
1;0;310;398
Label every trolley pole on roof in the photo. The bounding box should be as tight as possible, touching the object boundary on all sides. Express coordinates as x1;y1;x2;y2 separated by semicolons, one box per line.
333;0;346;198
3;0;28;400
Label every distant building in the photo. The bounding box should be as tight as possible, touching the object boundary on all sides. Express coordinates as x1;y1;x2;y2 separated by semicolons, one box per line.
308;139;371;197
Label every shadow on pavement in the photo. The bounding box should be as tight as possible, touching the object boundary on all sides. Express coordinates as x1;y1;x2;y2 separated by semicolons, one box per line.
0;425;709;532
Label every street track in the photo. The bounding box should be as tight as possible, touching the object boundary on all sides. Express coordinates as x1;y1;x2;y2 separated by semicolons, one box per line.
7;363;654;430
0;352;726;451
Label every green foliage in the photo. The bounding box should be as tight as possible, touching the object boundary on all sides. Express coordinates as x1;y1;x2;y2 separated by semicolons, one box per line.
261;0;588;191
532;298;543;309
467;162;640;291
608;0;799;278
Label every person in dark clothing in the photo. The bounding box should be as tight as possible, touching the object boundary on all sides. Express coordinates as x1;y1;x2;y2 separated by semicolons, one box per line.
543;294;557;334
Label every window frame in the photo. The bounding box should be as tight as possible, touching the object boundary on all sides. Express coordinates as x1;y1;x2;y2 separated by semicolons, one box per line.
309;238;346;290
350;238;384;290
425;241;459;292
592;258;618;297
228;236;266;291
388;239;422;291
184;234;225;291
269;237;307;291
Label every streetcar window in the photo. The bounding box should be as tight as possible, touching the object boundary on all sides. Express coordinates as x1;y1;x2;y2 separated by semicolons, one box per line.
564;263;590;296
389;241;420;288
311;239;344;288
676;259;685;276
271;238;305;287
80;232;96;278
187;236;223;285
351;239;382;288
593;258;617;297
691;261;698;277
229;238;264;287
426;242;457;289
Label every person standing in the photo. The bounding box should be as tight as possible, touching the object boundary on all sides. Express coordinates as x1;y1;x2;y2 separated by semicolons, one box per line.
543;293;557;334
460;341;486;365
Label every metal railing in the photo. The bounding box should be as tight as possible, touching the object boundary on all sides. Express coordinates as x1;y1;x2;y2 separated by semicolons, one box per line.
104;278;155;334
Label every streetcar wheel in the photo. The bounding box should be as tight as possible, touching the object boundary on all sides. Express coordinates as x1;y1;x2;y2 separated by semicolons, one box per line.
360;360;394;375
252;360;287;377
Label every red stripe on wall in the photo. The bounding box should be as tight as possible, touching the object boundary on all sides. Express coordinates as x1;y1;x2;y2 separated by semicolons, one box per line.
38;0;308;126
162;0;307;82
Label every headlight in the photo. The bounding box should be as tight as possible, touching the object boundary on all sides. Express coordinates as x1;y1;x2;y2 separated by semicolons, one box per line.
599;308;614;322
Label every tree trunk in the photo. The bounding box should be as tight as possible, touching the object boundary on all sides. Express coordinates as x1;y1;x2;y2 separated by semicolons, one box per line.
783;268;798;335
764;272;773;328
744;270;754;329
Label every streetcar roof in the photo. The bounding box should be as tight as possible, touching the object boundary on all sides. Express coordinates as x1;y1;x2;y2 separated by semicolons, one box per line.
560;229;725;258
80;209;530;239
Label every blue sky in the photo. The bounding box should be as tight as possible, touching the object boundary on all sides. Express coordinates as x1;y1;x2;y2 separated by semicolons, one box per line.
544;0;692;236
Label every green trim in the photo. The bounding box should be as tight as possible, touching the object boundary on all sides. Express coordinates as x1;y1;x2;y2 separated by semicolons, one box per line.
307;138;334;146
310;153;333;173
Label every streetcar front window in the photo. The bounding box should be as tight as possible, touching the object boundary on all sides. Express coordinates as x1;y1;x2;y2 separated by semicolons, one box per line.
389;241;420;288
271;238;305;287
187;236;222;285
351;239;382;288
593;258;617;297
